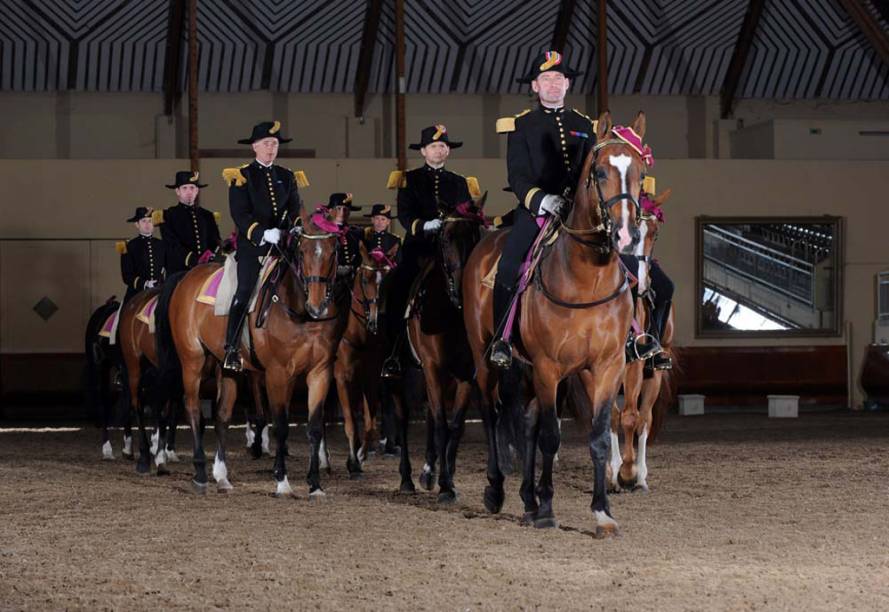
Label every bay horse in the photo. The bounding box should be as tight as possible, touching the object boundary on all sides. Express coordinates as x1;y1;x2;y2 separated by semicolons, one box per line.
610;189;676;493
117;287;182;475
334;241;400;478
84;298;126;459
398;198;487;501
157;207;341;495
463;112;648;534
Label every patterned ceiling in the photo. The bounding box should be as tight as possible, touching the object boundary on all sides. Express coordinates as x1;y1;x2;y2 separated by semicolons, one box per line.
2;0;887;100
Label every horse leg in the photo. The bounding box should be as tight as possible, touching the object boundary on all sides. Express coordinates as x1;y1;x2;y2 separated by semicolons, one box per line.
425;371;456;503
265;369;295;497
122;409;134;460
419;410;438;492
165;398;181;462
154;401;171;476
100;359;115;460
532;367;561;529
519;398;541;525
306;364;332;496
335;352;363;479
608;400;622;493
635;372;662;492
390;382;415;493
618;364;643;490
180;360;208;493
473;368;504;513
579;368;622;537
212;372;238;493
445;382;471;481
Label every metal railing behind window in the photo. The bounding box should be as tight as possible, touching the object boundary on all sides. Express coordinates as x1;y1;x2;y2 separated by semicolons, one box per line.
703;225;816;307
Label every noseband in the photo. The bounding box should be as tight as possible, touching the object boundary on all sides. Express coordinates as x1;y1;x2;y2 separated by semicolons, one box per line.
295;231;338;317
438;216;481;309
351;263;390;330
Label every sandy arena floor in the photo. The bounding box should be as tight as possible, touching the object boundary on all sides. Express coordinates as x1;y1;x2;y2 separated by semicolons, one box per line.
1;411;888;610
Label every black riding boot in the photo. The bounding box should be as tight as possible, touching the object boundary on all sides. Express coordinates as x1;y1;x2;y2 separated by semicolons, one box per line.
223;297;247;372
625;293;661;364
489;281;514;369
381;330;404;379
649;299;672;370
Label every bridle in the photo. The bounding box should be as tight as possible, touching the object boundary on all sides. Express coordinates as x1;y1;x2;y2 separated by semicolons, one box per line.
438;215;482;309
559;139;643;254
271;231;339;320
350;261;391;331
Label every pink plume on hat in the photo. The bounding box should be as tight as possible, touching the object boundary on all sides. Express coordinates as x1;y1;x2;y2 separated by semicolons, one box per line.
612;125;655;167
310;205;345;235
640;194;665;223
369;248;397;268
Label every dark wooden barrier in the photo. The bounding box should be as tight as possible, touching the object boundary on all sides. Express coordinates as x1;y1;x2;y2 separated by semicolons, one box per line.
676;345;848;406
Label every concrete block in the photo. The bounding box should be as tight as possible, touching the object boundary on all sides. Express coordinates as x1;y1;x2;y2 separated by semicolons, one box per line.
678;394;705;416
768;394;799;418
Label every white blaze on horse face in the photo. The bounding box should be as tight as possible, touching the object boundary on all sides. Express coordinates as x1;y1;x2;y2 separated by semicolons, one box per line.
635;221;649;293
314;242;323;259
609;154;633;251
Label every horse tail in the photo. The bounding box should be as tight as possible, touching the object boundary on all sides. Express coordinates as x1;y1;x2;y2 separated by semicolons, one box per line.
155;271;188;402
83;298;119;425
649;347;680;444
494;361;528;475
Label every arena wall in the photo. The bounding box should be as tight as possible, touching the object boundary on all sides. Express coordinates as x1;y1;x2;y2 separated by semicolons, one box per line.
1;157;887;408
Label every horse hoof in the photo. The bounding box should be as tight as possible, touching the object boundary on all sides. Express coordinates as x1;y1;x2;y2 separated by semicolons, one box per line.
595;524;621;539
156;464;170;477
419;470;435;491
191;480;208;495
534;515;558;529
274;477;294;498
217;479;234;494
617;471;637;491
437;490;457;504
309;487;326;499
101;442;114;460
136;461;150;475
250;445;263;460
122;452;134;461
349;471;364;481
607;482;621;494
165;451;180;463
633;483;650;494
398;480;416;494
483;485;505;514
520;511;537;526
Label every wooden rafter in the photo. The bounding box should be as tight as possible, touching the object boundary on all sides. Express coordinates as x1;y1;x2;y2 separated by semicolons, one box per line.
354;0;383;118
162;0;185;116
837;0;889;69
552;0;578;53
720;0;765;119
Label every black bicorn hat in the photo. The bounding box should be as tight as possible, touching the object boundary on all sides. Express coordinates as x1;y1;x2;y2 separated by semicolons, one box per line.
237;120;293;145
364;204;393;218
409;124;462;150
165;170;207;189
328;192;361;211
516;50;583;84
126;206;154;223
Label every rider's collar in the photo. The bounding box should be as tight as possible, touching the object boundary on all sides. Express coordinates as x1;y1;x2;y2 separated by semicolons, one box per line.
177;201;194;207
254;158;274;169
542;106;565;115
424;163;444;172
139;232;152;238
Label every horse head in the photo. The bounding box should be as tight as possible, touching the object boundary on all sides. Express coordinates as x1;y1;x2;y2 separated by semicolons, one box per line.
438;192;488;309
295;206;340;319
354;240;399;335
574;111;651;255
635;187;671;293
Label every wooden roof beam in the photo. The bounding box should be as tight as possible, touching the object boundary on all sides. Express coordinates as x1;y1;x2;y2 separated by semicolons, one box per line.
354;0;384;118
552;0;578;53
720;0;765;119
837;0;889;69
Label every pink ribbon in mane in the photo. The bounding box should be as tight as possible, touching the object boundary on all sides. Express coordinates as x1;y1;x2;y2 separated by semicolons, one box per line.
310;206;346;235
454;201;490;227
640;194;665;223
368;248;397;268
612;125;655;168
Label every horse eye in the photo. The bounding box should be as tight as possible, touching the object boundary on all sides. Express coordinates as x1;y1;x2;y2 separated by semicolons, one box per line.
595;167;608;180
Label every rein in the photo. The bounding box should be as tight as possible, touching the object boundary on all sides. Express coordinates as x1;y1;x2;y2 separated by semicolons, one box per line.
270;232;339;321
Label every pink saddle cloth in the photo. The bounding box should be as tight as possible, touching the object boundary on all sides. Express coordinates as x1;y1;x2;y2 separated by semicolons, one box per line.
136;295;159;332
98;309;118;338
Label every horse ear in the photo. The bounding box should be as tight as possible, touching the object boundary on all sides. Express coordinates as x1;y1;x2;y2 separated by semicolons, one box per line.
632;111;646;140
300;205;311;230
476;190;488;210
596;111;611;141
654;187;672;207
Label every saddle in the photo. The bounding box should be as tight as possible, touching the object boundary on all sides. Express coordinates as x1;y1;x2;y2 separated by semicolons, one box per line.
195;254;278;317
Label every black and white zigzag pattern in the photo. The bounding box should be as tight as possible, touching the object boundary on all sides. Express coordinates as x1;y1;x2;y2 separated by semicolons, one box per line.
1;0;887;99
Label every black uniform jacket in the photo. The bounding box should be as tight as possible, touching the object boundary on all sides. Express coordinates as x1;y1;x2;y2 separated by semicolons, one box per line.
159;203;221;273
121;235;165;299
396;165;471;241
503;106;596;214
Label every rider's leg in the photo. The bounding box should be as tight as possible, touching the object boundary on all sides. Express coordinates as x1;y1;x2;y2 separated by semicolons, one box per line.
223;252;260;371
620;254;660;363
382;245;421;378
648;262;674;370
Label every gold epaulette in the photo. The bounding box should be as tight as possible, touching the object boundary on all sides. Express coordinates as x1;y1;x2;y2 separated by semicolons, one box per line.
115;241;127;255
150;209;164;225
466;176;481;198
213;210;222;222
222;164;248;187
571;109;598;133
294;170;309;188
496;109;531;134
642;176;656;195
492;216;504;228
387;170;406;189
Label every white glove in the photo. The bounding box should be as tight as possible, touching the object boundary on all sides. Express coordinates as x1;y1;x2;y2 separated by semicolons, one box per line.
261;228;281;245
144;280;157;289
423;219;443;234
539;194;567;216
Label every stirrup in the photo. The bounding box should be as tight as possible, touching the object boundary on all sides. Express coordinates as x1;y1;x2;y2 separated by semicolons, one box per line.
626;333;660;363
652;352;672;370
381;356;402;379
222;348;243;372
489;339;513;370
